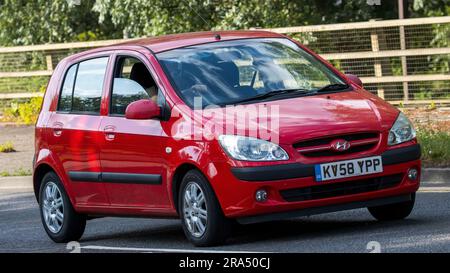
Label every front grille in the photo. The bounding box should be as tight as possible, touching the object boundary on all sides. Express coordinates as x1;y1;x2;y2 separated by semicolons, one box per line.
293;132;379;157
280;174;403;202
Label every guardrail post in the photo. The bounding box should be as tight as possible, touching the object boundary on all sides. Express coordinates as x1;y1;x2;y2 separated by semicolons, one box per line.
370;22;385;99
46;55;53;71
398;0;409;102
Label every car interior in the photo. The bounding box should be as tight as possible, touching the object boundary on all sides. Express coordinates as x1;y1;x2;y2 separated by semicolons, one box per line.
111;57;159;115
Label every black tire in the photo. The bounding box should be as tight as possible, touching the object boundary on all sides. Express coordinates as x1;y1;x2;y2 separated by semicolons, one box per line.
368;193;415;221
178;169;232;247
39;172;86;243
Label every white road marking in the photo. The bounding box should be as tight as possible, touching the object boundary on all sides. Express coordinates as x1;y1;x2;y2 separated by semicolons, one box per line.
80;245;266;253
421;181;449;185
384;234;450;250
419;187;450;193
0;186;33;190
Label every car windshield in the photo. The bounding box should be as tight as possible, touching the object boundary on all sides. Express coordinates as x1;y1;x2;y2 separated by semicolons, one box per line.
157;38;347;108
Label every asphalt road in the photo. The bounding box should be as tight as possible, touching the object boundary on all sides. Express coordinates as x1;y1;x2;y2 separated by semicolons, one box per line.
1;176;450;253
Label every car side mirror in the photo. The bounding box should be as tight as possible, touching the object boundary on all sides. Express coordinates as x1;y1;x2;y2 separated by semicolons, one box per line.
125;99;160;120
345;74;363;87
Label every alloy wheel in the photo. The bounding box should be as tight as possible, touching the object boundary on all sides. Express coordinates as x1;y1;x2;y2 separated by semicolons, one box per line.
182;182;208;237
42;182;64;233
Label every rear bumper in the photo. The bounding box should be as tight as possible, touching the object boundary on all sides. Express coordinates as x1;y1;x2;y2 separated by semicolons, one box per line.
208;144;421;219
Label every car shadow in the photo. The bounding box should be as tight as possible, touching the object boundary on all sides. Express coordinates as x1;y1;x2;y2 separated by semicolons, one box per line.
80;218;187;245
228;215;425;247
78;211;426;249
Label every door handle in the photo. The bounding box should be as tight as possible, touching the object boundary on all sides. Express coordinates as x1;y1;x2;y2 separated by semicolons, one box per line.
103;125;116;141
52;122;63;137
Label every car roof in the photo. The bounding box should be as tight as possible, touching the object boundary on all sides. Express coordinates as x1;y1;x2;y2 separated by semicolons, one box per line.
119;30;285;53
64;30;286;62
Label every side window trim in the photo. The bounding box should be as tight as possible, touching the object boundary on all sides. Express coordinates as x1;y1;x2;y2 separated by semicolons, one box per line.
57;63;78;113
69;64;79;112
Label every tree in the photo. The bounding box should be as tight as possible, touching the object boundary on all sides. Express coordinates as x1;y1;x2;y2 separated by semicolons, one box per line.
92;0;400;38
0;0;448;46
93;0;218;38
0;0;116;46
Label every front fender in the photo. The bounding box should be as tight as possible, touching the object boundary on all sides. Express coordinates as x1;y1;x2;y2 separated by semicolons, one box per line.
166;140;229;212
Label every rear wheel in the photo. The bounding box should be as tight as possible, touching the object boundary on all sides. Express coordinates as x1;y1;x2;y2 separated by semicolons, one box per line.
179;170;231;246
39;172;86;243
368;193;415;221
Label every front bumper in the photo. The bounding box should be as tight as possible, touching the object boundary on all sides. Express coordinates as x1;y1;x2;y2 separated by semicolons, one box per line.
208;144;421;220
237;194;413;224
231;144;421;181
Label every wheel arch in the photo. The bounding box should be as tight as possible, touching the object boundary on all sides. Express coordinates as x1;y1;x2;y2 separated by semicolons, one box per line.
171;163;199;214
33;163;56;202
33;149;76;206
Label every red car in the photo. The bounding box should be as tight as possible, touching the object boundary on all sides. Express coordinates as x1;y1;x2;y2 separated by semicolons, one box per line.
34;31;420;246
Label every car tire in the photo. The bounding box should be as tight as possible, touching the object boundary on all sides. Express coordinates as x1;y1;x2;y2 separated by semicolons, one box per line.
368;193;415;221
39;172;86;243
178;169;232;247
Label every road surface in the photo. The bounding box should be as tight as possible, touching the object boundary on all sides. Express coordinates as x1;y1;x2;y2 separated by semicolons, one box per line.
1;175;449;253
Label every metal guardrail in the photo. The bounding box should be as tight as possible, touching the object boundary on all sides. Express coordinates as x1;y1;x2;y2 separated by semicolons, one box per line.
0;16;449;104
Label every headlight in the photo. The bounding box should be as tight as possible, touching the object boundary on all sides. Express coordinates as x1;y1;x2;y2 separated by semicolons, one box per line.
218;135;289;161
388;112;416;146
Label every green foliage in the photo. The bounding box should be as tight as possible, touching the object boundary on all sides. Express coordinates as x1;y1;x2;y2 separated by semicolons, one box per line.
0;0;118;46
91;0;399;38
0;76;49;94
1;96;43;125
428;101;436;110
413;91;432;100
0;168;32;177
412;0;450;75
18;96;43;124
0;1;447;46
418;129;450;167
0;141;16;153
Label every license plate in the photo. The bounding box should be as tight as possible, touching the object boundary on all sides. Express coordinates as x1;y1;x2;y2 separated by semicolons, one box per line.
315;156;383;182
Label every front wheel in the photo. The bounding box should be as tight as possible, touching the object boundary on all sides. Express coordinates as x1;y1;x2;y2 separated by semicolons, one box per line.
39;172;86;243
368;193;416;221
179;170;231;247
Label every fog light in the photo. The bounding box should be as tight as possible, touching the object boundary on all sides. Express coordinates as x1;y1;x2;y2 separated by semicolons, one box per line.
408;168;418;181
255;189;268;202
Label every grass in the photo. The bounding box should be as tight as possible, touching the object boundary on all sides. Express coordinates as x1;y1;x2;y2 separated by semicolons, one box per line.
0;141;16;153
0;168;32;177
418;129;450;167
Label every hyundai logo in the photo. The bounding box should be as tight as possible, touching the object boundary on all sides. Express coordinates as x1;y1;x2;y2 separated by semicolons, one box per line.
330;139;351;152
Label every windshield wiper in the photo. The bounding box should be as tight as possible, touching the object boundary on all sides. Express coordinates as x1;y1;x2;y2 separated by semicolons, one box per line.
228;88;311;105
316;83;349;92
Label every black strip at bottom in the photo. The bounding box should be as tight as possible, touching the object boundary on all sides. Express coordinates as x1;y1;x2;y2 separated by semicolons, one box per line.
101;172;161;184
68;171;101;182
68;171;162;185
236;194;412;224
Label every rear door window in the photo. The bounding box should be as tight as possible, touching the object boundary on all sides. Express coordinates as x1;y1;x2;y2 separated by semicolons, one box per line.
57;64;78;112
71;57;108;113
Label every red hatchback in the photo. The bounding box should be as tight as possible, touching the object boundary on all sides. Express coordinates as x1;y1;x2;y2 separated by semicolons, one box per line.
34;31;420;246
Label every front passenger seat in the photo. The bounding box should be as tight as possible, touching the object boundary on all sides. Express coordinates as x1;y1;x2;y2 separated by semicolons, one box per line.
130;63;158;101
